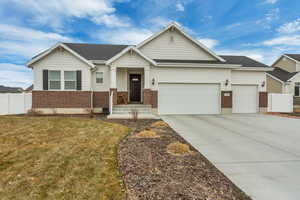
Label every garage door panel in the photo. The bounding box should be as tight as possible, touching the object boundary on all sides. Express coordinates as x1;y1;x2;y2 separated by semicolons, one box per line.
232;85;258;114
158;83;220;115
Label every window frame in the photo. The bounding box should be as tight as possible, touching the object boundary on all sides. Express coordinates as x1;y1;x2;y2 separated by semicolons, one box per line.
48;70;61;90
64;71;77;90
295;82;300;97
96;72;104;84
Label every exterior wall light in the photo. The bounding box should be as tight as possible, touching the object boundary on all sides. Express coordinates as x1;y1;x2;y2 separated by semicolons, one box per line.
261;81;265;87
225;79;229;86
152;78;155;85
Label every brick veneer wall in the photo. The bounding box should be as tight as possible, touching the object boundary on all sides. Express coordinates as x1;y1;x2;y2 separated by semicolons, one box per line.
143;89;158;108
32;91;91;108
117;92;128;104
93;92;109;108
259;92;268;107
221;91;232;108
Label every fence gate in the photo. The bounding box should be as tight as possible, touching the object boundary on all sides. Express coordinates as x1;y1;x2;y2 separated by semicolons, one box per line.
0;93;32;115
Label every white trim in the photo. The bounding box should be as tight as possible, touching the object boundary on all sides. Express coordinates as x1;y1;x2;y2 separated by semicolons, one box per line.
106;46;157;66
156;63;240;69
266;73;285;84
27;43;95;68
136;22;225;62
232;67;273;72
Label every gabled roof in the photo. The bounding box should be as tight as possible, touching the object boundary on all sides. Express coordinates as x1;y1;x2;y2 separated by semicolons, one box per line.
63;43;128;61
154;56;269;68
27;43;95;68
267;67;298;82
136;22;226;62
106;46;156;66
284;54;300;62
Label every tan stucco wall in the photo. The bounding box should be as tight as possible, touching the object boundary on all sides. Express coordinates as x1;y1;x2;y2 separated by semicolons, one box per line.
274;57;297;73
267;76;283;93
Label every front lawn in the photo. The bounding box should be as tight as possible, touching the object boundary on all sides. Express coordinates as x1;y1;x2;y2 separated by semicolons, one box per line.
0;116;128;200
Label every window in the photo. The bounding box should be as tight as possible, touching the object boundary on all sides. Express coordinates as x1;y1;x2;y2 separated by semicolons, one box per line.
49;70;61;90
64;71;76;90
96;72;103;84
295;82;300;96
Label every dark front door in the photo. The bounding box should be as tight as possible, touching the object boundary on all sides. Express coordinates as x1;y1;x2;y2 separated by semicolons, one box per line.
130;74;141;102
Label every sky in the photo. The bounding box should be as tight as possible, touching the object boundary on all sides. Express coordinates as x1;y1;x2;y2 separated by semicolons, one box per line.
1;0;300;88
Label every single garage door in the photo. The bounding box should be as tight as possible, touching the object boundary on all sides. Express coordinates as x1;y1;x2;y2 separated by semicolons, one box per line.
232;85;258;113
158;83;220;115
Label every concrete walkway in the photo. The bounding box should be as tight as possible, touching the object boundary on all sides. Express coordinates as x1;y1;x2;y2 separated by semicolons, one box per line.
162;114;300;200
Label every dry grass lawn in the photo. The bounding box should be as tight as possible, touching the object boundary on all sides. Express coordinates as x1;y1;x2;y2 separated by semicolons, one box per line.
135;130;159;138
0;116;128;200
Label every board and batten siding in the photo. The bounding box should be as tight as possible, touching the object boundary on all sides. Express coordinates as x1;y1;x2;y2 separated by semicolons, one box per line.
151;67;231;91
33;49;91;91
231;71;266;92
139;29;216;60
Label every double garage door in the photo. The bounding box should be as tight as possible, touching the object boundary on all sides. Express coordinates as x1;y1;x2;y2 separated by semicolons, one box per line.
158;83;258;115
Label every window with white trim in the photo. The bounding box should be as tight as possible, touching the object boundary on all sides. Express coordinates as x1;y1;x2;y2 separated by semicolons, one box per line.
96;72;103;84
64;71;77;90
48;70;61;90
295;82;300;96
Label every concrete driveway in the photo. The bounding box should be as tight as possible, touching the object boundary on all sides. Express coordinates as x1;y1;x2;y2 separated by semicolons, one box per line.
162;114;300;200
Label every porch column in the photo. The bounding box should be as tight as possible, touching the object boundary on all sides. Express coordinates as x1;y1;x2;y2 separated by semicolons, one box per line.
110;65;117;105
143;66;152;105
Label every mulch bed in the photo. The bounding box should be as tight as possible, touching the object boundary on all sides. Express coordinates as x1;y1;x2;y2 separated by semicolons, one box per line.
267;112;300;119
102;117;252;200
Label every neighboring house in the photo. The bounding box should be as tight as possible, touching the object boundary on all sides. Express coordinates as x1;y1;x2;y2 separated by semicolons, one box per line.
27;22;271;116
267;54;300;106
0;85;23;93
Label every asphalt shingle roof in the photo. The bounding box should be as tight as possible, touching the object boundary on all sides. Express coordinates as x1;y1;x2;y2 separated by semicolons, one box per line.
285;54;300;62
154;56;269;68
267;67;298;82
31;43;270;68
63;43;128;60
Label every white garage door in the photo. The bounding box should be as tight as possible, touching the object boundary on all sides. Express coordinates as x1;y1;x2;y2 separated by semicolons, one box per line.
232;85;258;113
158;83;220;115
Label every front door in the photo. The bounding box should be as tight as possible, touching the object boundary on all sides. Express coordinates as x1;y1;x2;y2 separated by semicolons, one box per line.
130;74;141;102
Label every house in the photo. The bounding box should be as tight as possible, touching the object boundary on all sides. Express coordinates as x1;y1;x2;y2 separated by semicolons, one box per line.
267;54;300;106
27;22;271;117
0;85;23;93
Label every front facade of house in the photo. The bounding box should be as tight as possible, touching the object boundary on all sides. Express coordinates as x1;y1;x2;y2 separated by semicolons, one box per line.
267;54;300;106
27;23;270;116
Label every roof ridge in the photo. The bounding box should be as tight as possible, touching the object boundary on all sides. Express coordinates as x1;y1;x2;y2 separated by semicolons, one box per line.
63;42;129;46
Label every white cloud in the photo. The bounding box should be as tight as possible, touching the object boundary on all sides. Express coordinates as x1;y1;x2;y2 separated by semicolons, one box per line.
0;63;32;88
3;0;129;29
263;35;300;46
277;18;300;34
264;0;278;4
197;38;219;49
256;8;280;29
0;24;75;58
94;28;153;45
176;2;185;12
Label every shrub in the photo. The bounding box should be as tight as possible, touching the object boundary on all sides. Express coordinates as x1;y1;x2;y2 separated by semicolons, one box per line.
167;142;191;155
151;121;169;128
135;130;159;138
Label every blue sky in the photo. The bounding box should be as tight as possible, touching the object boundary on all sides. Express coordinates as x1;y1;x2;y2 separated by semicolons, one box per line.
1;0;300;88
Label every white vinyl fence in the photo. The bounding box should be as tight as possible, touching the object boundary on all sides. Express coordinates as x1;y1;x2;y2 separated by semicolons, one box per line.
0;93;32;115
268;93;293;113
